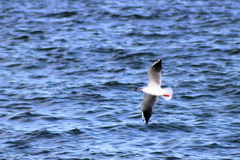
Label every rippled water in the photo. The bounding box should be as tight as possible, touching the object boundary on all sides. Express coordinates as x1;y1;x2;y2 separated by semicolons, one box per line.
0;0;240;159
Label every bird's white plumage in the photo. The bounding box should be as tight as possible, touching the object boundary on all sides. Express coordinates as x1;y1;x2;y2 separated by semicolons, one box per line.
147;60;162;88
142;87;173;100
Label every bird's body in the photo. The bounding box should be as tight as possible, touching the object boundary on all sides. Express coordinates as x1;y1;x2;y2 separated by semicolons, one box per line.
135;59;173;124
141;86;172;99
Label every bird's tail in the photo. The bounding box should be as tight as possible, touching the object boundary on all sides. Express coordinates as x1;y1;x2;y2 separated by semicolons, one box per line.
161;88;173;101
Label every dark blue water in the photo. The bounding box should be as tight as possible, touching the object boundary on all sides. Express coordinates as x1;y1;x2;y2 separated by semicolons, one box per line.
0;0;240;159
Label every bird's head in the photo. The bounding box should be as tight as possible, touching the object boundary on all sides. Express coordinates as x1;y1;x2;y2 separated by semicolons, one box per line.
134;87;143;92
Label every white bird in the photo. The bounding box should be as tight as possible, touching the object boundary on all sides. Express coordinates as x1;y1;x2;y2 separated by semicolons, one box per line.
134;59;173;124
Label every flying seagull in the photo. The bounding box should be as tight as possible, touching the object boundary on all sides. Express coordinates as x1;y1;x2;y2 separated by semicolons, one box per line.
134;59;173;124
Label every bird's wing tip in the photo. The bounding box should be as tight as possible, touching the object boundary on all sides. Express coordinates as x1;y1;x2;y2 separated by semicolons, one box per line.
142;111;151;124
151;59;162;68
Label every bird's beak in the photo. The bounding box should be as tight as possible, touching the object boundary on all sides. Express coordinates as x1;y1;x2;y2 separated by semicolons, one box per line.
134;89;138;91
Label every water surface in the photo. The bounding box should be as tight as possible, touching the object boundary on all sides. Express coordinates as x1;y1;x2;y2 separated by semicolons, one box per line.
0;0;240;159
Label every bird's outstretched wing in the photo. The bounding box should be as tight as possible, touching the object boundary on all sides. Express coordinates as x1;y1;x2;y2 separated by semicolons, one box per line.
147;59;162;88
141;94;158;124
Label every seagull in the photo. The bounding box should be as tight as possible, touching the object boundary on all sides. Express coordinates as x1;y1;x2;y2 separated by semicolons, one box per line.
134;59;173;124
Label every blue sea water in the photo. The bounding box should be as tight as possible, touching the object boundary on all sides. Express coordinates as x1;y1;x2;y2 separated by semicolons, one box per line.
0;0;240;159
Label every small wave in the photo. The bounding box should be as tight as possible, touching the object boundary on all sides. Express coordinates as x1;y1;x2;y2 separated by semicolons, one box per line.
8;112;43;122
24;129;61;139
29;30;45;34
44;11;78;18
35;47;58;51
66;128;85;135
13;35;29;40
148;122;195;132
5;140;31;149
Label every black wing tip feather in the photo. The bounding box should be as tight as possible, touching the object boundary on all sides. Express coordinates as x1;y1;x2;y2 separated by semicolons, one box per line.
145;120;149;125
151;59;162;71
142;110;152;124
